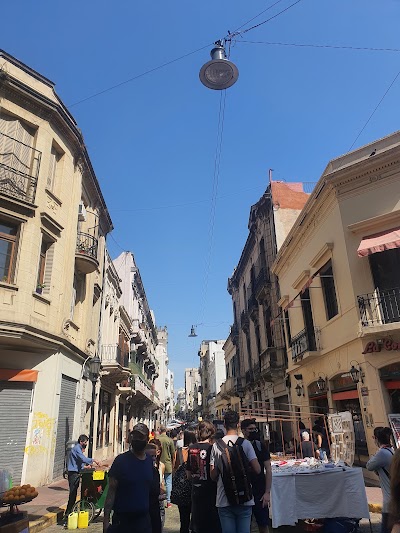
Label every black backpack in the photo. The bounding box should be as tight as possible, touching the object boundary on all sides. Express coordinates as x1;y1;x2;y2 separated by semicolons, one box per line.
216;437;253;506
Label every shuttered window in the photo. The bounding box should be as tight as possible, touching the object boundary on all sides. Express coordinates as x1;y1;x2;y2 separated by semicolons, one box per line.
47;144;62;192
36;234;55;295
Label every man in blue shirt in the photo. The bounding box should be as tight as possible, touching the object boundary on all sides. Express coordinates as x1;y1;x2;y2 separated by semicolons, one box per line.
64;434;100;521
103;423;153;533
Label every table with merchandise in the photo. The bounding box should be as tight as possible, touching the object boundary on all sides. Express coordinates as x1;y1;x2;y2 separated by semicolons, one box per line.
270;459;370;528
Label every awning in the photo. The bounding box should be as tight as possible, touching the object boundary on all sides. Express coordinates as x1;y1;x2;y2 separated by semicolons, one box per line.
357;227;400;257
332;389;359;401
0;368;38;382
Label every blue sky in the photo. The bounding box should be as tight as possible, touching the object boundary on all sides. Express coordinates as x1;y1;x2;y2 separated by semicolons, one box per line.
2;1;400;390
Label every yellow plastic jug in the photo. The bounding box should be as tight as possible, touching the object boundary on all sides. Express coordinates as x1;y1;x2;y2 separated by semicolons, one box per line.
77;511;89;529
67;512;78;530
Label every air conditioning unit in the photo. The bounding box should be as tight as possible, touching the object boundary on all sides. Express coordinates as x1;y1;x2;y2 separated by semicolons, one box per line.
78;202;87;221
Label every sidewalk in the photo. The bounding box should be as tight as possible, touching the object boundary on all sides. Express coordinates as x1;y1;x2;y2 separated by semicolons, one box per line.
25;478;68;533
365;486;383;513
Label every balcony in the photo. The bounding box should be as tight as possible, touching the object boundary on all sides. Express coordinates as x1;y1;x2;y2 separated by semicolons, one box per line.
241;309;250;331
130;362;159;405
252;363;261;381
75;232;99;274
100;344;130;384
231;323;239;345
0;132;41;205
290;327;320;363
254;262;271;301
358;287;400;332
261;350;285;381
248;292;259;319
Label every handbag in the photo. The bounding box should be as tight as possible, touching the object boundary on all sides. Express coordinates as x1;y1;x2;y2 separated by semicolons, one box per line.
170;463;191;506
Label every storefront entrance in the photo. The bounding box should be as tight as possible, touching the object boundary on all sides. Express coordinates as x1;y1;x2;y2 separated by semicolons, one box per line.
308;381;330;417
380;362;400;414
330;374;367;466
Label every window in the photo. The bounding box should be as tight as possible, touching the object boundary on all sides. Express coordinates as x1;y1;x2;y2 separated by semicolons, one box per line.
36;235;54;294
284;310;292;345
320;260;338;320
255;324;261;356
0;220;19;283
47;144;62;193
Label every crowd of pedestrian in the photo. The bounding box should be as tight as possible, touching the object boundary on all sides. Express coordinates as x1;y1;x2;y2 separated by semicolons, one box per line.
64;416;400;533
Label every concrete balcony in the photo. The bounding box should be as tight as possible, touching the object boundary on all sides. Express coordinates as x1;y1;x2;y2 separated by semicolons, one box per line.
260;349;285;381
100;344;130;384
75;232;99;274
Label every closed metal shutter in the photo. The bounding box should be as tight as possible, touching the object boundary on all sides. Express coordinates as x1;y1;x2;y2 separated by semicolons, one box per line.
0;382;32;484
53;375;77;479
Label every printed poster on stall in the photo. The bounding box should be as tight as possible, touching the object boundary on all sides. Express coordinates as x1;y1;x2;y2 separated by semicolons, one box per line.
388;414;400;448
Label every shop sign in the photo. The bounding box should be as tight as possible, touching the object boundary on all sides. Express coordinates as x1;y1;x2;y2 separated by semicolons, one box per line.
360;387;369;397
363;340;400;354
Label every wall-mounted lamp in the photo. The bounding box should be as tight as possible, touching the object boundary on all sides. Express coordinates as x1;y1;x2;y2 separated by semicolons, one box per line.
349;360;364;384
316;373;328;392
295;383;304;397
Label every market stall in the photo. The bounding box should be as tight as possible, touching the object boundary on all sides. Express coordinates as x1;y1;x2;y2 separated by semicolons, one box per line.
271;461;369;528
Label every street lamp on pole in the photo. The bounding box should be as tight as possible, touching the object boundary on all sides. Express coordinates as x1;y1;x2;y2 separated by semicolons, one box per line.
88;354;101;457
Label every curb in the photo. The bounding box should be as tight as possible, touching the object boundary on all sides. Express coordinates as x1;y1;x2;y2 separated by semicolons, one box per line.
368;503;382;514
29;506;65;533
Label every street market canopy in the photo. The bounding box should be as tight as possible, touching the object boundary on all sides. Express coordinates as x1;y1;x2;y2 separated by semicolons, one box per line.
357;226;400;257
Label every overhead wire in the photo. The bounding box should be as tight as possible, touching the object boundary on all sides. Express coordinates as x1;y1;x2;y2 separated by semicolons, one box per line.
199;90;227;325
348;68;400;151
237;40;400;53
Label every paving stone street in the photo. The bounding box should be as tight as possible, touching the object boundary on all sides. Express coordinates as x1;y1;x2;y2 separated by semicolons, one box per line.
41;509;382;533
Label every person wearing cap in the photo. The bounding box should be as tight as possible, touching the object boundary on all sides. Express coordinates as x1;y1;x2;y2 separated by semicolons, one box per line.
103;423;153;533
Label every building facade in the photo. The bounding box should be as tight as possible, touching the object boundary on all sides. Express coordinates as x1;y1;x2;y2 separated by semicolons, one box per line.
197;340;226;418
185;367;200;415
113;252;160;430
0;50;112;486
272;131;400;470
227;180;309;440
154;327;170;427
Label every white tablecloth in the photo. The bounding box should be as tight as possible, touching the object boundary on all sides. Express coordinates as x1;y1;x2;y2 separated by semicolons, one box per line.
271;467;370;528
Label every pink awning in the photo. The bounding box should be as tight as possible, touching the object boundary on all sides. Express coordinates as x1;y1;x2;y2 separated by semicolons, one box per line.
357;227;400;257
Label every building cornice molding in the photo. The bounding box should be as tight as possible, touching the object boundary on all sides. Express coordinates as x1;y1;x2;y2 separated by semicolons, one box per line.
348;210;400;235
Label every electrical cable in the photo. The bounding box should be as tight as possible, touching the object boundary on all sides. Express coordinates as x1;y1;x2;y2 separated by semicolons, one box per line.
108;184;264;213
348;67;400;151
67;43;213;108
199;90;227;324
225;0;303;41
232;0;287;33
237;40;400;53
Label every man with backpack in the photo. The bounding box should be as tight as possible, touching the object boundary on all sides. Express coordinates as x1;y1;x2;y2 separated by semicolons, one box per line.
241;419;271;533
210;410;261;533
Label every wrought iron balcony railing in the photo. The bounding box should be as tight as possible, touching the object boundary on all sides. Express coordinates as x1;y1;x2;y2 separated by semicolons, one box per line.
101;344;123;365
290;327;320;361
76;232;98;261
0;131;41;204
358;287;400;326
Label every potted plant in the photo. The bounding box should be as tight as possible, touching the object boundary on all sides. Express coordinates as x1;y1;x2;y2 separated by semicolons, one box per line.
36;283;45;294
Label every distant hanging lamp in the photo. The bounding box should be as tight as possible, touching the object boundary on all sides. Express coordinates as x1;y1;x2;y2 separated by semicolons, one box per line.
188;325;198;338
199;41;239;90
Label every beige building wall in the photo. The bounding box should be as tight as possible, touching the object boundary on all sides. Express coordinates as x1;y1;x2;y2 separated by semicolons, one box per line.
273;131;400;473
0;50;112;486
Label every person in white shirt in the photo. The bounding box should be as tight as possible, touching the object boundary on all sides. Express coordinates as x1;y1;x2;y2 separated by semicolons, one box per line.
210;410;261;533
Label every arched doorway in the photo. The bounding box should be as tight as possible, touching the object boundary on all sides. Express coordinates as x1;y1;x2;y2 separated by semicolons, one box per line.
308;381;329;417
380;362;400;413
330;373;367;466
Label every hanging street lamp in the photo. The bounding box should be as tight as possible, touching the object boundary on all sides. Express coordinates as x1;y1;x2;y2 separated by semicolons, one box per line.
199;41;239;90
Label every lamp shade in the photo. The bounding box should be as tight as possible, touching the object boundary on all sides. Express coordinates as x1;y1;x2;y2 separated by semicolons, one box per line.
89;354;101;380
316;376;326;391
349;365;360;383
199;44;239;90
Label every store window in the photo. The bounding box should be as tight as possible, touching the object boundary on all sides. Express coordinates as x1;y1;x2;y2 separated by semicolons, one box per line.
320;260;338;320
0;220;19;283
